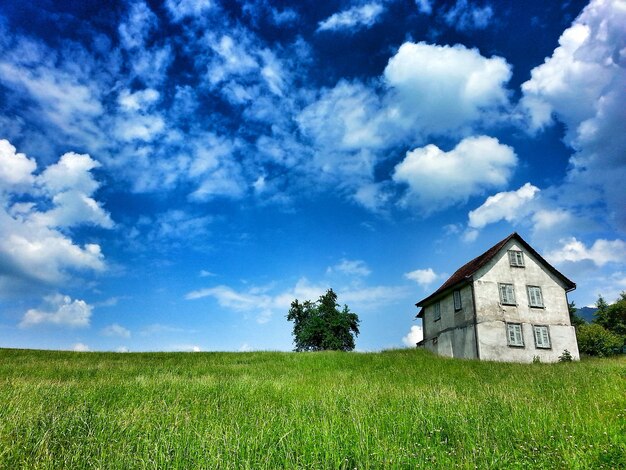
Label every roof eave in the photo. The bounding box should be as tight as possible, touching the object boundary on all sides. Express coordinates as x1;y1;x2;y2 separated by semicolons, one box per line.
415;277;472;308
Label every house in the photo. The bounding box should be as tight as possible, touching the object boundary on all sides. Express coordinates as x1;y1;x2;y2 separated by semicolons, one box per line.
415;232;580;362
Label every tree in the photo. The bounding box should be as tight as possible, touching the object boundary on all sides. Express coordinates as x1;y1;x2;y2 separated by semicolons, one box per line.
568;301;585;328
594;292;626;338
576;323;623;357
287;289;360;352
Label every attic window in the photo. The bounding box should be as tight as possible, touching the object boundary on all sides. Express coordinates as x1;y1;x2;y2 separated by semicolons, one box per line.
509;250;525;267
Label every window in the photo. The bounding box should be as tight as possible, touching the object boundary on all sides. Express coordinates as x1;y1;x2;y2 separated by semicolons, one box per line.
533;325;551;349
527;286;544;308
507;323;524;347
433;302;441;321
508;250;525;267
453;290;462;311
499;283;516;305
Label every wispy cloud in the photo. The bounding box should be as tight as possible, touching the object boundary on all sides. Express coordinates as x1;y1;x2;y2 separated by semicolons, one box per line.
317;3;385;32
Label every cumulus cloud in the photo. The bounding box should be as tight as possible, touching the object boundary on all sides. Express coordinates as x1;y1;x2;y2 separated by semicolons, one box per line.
20;294;93;328
393;136;517;212
545;238;626;267
382;42;511;135
443;0;494;31
317;3;385;32
520;0;626;230
0;140;36;188
467;183;539;229
102;323;131;338
402;325;423;347
0;142;111;291
404;268;440;287
73;343;90;352
297;42;513;207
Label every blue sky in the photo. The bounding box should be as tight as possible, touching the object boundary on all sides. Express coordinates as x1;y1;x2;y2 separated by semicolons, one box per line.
0;0;624;352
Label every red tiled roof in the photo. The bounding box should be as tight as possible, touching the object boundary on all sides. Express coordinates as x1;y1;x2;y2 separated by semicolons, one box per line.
415;232;575;315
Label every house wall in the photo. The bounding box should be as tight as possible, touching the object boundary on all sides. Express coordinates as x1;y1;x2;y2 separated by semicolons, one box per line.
421;284;477;359
472;240;580;363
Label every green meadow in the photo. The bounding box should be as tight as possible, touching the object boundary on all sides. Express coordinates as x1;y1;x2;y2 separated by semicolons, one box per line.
0;348;624;469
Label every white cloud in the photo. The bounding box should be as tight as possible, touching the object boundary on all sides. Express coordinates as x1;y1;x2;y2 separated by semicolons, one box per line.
73;342;90;352
297;42;513;205
327;259;371;277
239;342;253;352
404;268;440;287
116;346;130;352
38;152;101;195
468;183;539;229
393;136;517;212
402;325;423;347
0;61;104;144
118;88;160;111
545;238;626;267
0;139;36;189
531;209;573;233
443;0;494;31
383;42;511;135
102;323;131;338
19;294;93;328
520;0;626;230
0;143;111;290
317;3;385;32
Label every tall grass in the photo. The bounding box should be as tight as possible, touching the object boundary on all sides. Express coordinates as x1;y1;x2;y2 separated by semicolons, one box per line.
0;348;624;469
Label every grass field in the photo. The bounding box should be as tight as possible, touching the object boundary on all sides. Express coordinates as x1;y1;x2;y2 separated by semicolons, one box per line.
0;348;624;469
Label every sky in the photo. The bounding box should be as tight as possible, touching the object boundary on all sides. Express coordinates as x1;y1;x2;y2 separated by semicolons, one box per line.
0;0;624;353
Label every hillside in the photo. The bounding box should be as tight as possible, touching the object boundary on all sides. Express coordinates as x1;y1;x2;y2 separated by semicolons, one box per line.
0;348;624;469
576;306;598;323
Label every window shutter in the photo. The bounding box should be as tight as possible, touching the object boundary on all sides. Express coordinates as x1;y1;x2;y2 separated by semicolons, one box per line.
454;290;461;310
528;287;543;307
534;327;542;345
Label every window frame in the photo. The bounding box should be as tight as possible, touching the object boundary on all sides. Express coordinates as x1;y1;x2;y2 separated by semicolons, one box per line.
433;301;441;322
453;289;462;312
508;250;525;267
533;325;551;349
527;285;544;308
506;322;525;348
499;283;517;306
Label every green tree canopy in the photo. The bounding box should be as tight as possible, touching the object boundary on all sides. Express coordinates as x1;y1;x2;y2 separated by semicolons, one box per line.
287;289;360;352
594;293;626;338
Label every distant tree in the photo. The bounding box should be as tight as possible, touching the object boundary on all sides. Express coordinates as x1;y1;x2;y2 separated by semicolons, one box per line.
287;289;360;352
568;301;585;328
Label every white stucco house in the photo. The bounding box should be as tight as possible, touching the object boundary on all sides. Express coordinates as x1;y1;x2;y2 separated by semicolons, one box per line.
415;232;580;362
